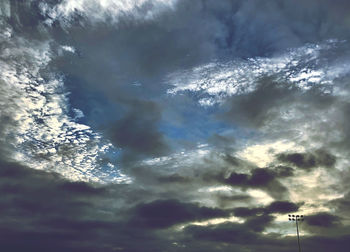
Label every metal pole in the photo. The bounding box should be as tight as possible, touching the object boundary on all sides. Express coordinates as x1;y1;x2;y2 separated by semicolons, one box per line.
296;219;301;252
288;214;304;252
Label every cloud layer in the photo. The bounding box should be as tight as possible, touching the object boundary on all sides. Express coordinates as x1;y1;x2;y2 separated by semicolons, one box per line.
1;0;350;251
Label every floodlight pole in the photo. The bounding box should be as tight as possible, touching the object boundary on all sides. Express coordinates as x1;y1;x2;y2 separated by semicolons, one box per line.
295;219;301;252
288;214;304;252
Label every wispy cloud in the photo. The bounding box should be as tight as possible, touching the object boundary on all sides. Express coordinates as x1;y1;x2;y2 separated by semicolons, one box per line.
41;0;177;25
168;40;350;106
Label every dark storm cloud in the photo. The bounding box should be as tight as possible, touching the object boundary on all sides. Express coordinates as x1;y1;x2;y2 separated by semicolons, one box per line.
278;153;316;169
0;159;107;214
128;199;230;229
245;214;275;232
185;222;350;252
219;167;290;199
306;212;341;228
224;168;279;186
0;158;182;252
0;159;110;251
266;201;299;214
224;172;248;185
233;201;299;218
108;100;170;160
183;212;276;246
0;157;268;252
185;222;259;244
277;149;336;170
301;234;350;252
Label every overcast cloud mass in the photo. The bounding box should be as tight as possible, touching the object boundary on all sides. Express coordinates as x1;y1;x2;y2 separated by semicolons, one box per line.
2;0;350;251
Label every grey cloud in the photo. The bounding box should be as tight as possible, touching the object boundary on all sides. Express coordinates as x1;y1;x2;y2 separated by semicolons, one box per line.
0;158;180;252
219;76;337;128
0;160;112;251
266;201;299;214
222;153;240;166
277;149;336;170
108;100;170;160
3;0;350;251
215;194;252;209
184;222;350;252
219;78;298;128
245;214;275;232
278;152;317;170
233;207;264;217
301;234;350;252
49;0;222;94
273;166;294;177
220;168;289;199
232;201;299;218
185;222;259;244
306;212;341;228
45;0;350;146
127;199;230;229
157;173;190;184
59;181;106;195
329;192;350;218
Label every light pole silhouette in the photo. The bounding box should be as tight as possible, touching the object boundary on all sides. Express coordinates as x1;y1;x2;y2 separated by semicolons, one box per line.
288;214;304;252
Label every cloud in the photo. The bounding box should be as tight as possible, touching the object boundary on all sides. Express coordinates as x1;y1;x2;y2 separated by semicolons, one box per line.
220;78;298;128
232;207;264;217
232;201;299;218
0;159;113;251
266;201;299;214
306;212;341;228
59;181;106;194
42;0;177;26
220;168;290;199
127;199;230;229
185;222;259;244
245;214;275;232
0;2;126;183
277;149;336;170
167;39;350;107
2;0;350;251
156;173;190;183
302;235;350;252
329;192;350;218
108;100;170;161
0;158;183;252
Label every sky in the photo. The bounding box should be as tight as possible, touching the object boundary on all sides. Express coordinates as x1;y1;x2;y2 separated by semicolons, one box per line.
1;0;350;251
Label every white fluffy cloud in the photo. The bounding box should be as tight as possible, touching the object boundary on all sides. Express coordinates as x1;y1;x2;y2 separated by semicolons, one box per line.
40;0;177;25
167;40;350;106
0;20;128;183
